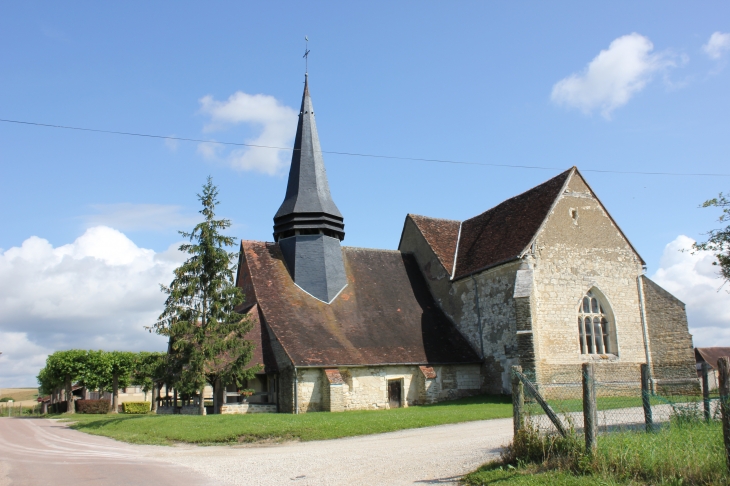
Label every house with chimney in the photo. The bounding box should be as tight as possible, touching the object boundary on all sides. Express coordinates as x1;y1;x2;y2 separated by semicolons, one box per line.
225;76;697;413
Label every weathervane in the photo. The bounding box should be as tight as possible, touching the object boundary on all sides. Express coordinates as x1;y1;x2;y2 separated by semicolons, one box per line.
303;36;310;75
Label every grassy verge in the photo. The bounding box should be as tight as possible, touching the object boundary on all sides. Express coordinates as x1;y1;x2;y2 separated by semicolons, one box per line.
463;419;727;485
57;394;511;446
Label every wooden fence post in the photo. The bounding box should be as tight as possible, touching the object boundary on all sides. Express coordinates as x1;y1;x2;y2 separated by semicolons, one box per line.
582;363;597;453
641;364;654;433
702;362;711;422
717;356;730;471
511;365;524;436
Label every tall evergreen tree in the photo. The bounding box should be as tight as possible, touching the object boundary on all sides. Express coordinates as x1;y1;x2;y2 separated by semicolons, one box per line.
152;177;257;415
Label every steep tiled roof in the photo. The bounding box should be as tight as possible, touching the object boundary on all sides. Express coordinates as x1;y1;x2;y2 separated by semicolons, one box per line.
241;304;279;374
452;169;572;280
408;215;461;274
239;241;480;367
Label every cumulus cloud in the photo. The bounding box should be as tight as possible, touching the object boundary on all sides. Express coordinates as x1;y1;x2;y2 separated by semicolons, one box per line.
198;91;297;175
651;235;730;347
0;227;185;386
83;203;199;232
703;32;730;60
551;33;676;118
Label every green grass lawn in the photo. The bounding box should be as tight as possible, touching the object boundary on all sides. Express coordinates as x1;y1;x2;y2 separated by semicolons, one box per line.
463;420;728;485
463;465;624;485
58;394;511;446
528;395;704;416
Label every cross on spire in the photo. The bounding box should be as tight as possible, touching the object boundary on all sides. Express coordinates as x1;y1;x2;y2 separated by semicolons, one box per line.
303;36;310;74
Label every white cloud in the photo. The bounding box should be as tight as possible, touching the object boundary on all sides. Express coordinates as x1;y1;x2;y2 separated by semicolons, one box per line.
198;91;297;175
0;227;185;386
84;203;198;232
651;235;730;347
551;33;676;118
703;32;730;60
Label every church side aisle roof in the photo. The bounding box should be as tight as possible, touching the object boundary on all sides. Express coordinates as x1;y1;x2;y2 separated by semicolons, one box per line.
239;240;481;367
452;168;572;280
407;215;461;274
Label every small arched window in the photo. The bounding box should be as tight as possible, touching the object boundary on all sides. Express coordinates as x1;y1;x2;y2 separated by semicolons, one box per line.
578;290;614;355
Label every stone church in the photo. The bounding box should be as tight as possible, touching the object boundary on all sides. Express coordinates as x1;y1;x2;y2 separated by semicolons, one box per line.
231;76;696;413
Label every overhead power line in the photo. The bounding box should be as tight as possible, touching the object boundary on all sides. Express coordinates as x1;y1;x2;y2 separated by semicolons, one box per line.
1;117;728;177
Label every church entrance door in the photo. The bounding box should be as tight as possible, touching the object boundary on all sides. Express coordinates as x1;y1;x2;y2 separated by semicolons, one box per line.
387;380;402;408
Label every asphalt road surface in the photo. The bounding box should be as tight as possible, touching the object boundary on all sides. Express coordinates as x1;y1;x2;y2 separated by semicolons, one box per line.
0;417;512;485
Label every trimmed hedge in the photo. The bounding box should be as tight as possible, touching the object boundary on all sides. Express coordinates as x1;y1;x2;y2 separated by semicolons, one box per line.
76;399;110;414
122;401;150;414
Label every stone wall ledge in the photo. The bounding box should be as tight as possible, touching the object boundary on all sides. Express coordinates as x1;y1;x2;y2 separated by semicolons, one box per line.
220;403;277;414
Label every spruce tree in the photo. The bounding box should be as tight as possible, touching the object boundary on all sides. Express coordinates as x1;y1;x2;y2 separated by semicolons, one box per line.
152;177;257;415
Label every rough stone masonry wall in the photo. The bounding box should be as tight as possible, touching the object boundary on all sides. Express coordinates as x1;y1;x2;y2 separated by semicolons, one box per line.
293;364;482;413
458;263;522;394
398;218;517;394
531;173;648;385
220;403;277;414
641;275;697;390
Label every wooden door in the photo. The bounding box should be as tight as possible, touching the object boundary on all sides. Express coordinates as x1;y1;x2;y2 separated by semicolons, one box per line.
388;380;401;408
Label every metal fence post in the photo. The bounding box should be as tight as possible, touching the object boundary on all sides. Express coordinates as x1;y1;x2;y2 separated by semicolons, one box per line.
717;356;730;471
511;365;524;436
582;363;597;453
641;364;654;432
702;362;711;422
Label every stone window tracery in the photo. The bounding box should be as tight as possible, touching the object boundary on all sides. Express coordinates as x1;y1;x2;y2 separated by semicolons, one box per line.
578;291;613;355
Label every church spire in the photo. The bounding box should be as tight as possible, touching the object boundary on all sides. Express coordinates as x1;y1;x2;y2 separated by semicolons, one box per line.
273;75;348;304
273;75;345;242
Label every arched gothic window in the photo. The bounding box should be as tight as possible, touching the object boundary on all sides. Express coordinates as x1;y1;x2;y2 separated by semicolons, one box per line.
578;291;614;355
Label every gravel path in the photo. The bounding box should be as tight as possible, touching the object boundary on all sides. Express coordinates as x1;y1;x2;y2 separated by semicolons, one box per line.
0;417;513;485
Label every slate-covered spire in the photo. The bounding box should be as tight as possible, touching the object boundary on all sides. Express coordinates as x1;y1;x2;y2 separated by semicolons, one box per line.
273;75;345;241
273;75;348;304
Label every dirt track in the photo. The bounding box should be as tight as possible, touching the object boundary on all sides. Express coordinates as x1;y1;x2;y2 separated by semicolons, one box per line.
0;417;513;485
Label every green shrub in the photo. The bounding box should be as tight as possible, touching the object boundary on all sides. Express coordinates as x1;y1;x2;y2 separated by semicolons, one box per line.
122;401;150;414
76;399;111;414
0;397;12;402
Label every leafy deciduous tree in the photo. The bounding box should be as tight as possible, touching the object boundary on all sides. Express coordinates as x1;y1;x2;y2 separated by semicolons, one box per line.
44;350;87;414
693;192;730;286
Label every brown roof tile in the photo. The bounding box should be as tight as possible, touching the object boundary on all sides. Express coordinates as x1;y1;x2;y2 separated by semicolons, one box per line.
453;169;572;280
408;215;460;275
240;241;480;367
241;304;279;374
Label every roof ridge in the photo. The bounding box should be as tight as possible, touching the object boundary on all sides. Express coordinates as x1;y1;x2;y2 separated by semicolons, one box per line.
342;246;401;253
463;168;572;224
408;214;461;223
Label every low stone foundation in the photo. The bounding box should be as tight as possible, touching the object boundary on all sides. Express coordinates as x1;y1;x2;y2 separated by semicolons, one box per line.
155;405;204;415
220;403;277;414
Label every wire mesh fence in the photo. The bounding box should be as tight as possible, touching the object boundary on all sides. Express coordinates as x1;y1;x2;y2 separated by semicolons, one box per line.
513;363;716;440
0;402;43;417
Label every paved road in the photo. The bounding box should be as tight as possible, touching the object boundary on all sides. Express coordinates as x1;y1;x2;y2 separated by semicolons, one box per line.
0;417;513;485
0;418;213;486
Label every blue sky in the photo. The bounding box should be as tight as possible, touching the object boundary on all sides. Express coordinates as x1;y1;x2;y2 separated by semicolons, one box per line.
1;2;729;386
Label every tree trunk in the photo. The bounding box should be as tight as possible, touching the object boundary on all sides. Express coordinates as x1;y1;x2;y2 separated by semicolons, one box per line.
199;383;206;416
214;377;226;414
65;377;74;414
151;384;158;412
212;377;219;415
111;374;119;414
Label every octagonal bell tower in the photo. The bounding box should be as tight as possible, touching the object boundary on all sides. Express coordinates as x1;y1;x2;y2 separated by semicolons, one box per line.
272;75;347;303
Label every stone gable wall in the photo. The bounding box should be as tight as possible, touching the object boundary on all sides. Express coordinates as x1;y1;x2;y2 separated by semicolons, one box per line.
530;173;649;384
